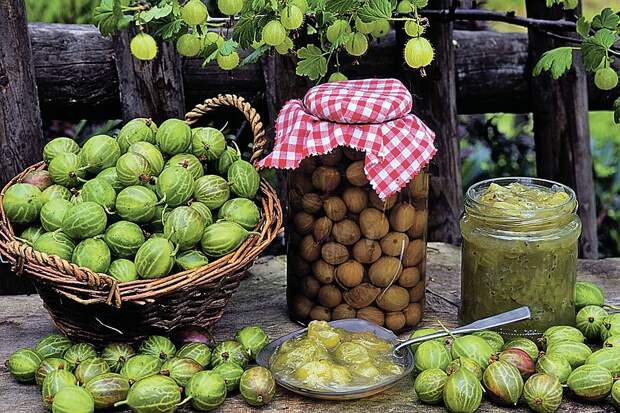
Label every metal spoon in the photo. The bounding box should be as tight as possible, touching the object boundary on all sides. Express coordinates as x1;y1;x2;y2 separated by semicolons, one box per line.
392;306;532;354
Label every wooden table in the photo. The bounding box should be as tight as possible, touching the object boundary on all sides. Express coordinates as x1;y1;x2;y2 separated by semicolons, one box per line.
1;243;619;413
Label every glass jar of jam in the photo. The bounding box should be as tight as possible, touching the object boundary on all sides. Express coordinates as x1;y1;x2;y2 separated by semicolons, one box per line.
459;177;581;338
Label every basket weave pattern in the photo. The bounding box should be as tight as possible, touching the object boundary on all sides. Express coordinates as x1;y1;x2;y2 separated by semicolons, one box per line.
0;94;283;345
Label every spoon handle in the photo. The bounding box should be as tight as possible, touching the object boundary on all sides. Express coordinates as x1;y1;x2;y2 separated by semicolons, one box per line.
393;306;531;353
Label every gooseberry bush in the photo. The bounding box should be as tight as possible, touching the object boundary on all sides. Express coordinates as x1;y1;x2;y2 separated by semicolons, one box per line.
533;7;620;122
93;0;434;80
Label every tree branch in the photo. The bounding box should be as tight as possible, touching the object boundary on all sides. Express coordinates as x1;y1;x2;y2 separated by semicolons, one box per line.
419;9;576;31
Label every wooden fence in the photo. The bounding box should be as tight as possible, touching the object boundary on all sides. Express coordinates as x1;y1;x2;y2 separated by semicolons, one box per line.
1;0;615;292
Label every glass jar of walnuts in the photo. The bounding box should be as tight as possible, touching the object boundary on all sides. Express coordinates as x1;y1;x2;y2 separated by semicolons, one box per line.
286;147;429;331
258;78;436;332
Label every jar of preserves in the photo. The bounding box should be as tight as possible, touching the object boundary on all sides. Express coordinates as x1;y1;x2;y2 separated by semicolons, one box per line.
258;79;436;332
460;177;581;338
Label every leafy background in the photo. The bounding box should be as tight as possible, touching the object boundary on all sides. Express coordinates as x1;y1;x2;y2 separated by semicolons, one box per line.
25;0;620;257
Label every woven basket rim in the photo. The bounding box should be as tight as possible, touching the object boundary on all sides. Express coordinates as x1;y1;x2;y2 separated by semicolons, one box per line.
0;94;283;308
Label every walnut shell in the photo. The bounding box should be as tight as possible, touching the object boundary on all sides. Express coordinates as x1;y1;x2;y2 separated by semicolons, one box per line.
292;170;314;194
385;312;406;332
408;171;429;199
342;187;368;214
404;302;423;327
332;219;361;246
389;203;416;232
357;306;385;326
298;157;319;175
292;295;313;319
294;211;315;235
335;260;364;288
323;196;347;222
376;285;410;312
359;208;389;240
313;216;333;243
345;161;369;187
407;209;428;239
380;232;410;257
409;280;426;303
309;305;331;321
318;284;342;308
398;267;421;288
402;239;425;267
312;166;341;192
332;303;357;320
320;149;343;166
299;235;321;262
342;147;366;161
352;238;382;264
321;242;349;265
312;259;335;284
301;192;323;214
301;276;321;298
368;256;403;288
368;190;397;211
343;283;381;309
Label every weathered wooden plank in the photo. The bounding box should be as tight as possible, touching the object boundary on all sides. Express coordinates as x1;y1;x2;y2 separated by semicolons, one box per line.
0;0;44;293
525;1;598;259
26;24;619;120
399;0;463;244
1;244;618;412
113;28;186;122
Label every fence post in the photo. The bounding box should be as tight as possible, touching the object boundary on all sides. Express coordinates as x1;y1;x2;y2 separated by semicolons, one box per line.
0;0;43;293
526;0;598;258
398;0;462;244
113;29;186;123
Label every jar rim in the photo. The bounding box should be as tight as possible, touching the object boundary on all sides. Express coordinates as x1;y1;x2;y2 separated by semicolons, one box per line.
463;177;578;229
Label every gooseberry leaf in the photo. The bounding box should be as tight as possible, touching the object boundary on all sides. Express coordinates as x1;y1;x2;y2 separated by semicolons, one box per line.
576;16;591;38
137;4;173;23
241;45;269;66
233;16;258;48
591;8;620;30
533;47;573;79
326;0;359;14
581;29;617;71
154;18;183;40
200;43;220;65
411;0;428;7
358;0;392;23
219;39;239;56
93;0;132;36
614;97;620;124
296;44;328;80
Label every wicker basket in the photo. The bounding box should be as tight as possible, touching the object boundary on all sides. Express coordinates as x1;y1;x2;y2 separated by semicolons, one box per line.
0;94;283;346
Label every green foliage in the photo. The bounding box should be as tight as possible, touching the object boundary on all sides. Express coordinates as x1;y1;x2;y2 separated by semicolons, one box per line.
92;0;433;79
26;0;100;23
532;47;574;79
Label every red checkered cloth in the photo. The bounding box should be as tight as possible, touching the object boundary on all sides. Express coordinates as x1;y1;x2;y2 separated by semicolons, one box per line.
258;78;436;199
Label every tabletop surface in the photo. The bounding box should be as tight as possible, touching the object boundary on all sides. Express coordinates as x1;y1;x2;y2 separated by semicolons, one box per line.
1;242;619;413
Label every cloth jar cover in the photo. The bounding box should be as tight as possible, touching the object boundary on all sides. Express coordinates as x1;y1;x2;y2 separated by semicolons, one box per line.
258;78;437;199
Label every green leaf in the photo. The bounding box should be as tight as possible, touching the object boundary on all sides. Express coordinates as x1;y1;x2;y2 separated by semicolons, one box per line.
137;4;173;23
410;0;428;7
219;39;239;56
358;0;392;23
309;0;326;11
233;16;257;48
576;16;591;38
154;19;183;40
200;42;220;65
296;44;328;80
241;45;269;66
93;0;131;37
533;47;573;79
582;29;617;71
326;0;359;14
614;97;620;124
592;8;620;30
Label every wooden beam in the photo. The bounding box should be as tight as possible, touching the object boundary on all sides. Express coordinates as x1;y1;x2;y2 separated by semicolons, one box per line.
0;0;43;293
112;28;186;122
526;0;598;259
398;0;463;244
26;24;619;120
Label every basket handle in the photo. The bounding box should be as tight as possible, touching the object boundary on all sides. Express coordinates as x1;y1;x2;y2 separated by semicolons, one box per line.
185;94;267;164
